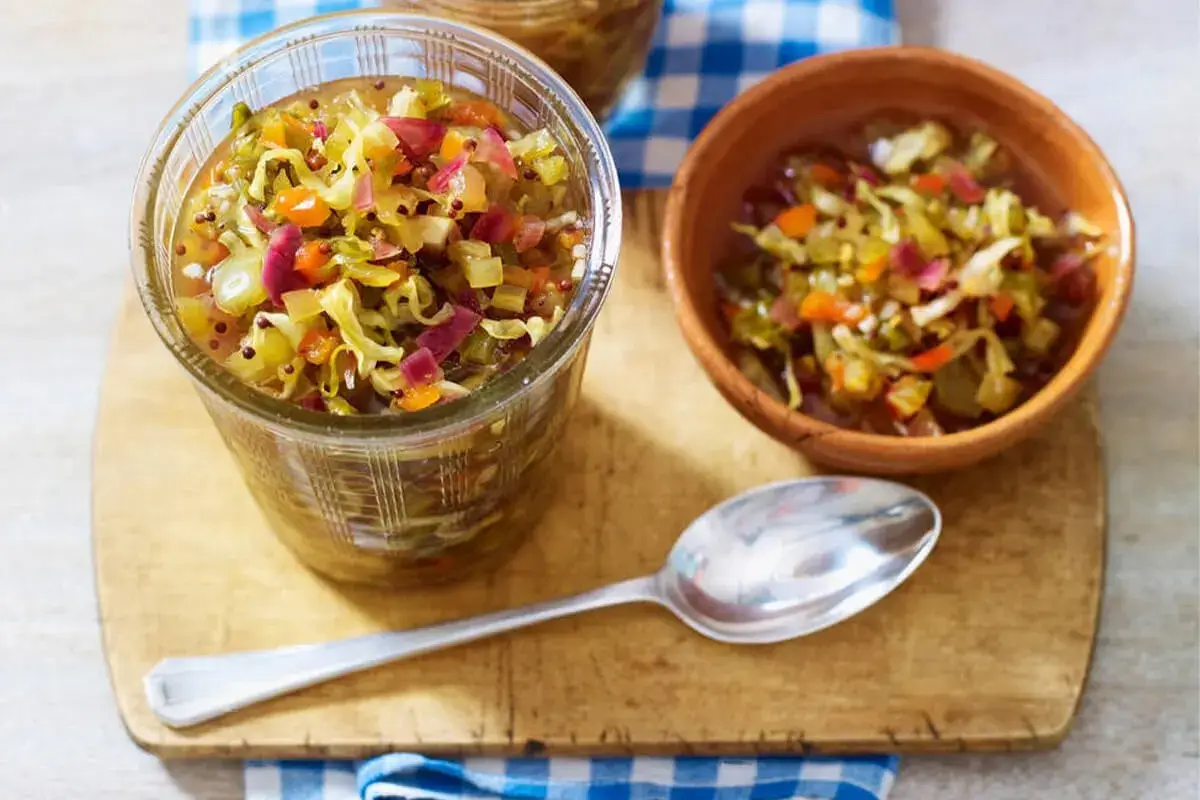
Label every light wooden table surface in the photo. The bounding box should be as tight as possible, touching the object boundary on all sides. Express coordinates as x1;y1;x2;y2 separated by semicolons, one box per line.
0;0;1195;797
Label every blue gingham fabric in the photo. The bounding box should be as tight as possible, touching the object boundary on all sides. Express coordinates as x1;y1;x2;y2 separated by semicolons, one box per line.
192;3;900;797
190;0;897;188
246;755;898;800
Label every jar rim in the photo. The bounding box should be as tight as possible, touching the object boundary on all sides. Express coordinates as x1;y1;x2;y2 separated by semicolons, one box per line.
129;9;621;443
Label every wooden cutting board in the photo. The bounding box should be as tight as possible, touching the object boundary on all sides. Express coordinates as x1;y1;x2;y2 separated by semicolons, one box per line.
94;192;1104;759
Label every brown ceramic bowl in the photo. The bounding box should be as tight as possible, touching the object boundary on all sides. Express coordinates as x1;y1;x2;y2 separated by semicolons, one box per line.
662;46;1134;474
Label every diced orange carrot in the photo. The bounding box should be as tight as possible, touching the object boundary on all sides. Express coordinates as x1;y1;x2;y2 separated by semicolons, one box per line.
399;384;441;412
825;354;846;393
260;116;287;148
989;291;1016;322
442;100;504;128
774;203;817;238
392;156;414;178
440;129;468;161
196;238;229;265
529;266;551;296
274;187;331;228
799;291;866;325
557;229;584;250
809;163;843;188
856;255;888;283
299;329;340;365
911;173;946;196
294;240;331;278
281;113;310;138
910;343;955;372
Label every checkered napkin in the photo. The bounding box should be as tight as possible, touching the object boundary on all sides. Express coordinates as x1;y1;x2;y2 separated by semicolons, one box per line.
190;0;897;188
246;755;898;800
191;2;900;797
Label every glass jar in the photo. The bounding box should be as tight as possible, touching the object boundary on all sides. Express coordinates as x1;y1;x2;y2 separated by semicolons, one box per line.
387;0;664;118
129;11;621;586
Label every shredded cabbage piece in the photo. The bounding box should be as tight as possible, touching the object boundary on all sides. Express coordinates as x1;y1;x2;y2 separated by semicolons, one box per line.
957;236;1022;297
855;181;901;243
525;306;564;345
383;275;454;325
873;122;952;174
910;290;964;327
731;223;808;264
480;319;529;340
211;231;266;315
318;279;406;374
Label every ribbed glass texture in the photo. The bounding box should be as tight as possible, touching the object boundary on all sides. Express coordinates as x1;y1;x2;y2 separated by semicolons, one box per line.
129;11;621;586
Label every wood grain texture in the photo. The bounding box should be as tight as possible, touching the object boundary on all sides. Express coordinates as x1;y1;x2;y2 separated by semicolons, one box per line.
95;189;1104;760
1;0;1196;798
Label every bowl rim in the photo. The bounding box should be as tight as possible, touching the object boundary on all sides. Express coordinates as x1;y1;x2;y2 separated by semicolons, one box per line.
662;45;1135;458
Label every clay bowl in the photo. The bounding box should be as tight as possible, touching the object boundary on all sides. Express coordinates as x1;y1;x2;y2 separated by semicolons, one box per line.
662;46;1134;474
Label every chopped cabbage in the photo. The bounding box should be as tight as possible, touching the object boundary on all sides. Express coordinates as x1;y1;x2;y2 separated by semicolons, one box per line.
318;279;406;374
872;122;952;175
963;132;998;174
387;86;426;119
910;290;964;327
211;231;267;315
856;181;901;243
507;129;558;161
732;223;807;264
480;319;529;340
957;236;1022;297
383;274;454;326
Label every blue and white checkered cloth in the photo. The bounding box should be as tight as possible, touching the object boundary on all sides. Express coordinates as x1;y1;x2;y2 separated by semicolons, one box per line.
192;2;900;797
191;0;896;188
247;755;898;800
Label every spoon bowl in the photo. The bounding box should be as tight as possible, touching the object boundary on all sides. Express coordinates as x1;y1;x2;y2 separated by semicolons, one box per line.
659;477;939;643
145;477;940;728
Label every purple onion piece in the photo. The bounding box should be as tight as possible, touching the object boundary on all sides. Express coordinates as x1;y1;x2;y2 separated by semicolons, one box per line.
262;224;306;307
399;346;441;387
416;305;482;362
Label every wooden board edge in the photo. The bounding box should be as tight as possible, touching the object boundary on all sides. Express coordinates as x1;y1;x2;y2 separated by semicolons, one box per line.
131;729;1072;760
91;297;162;756
1042;392;1110;747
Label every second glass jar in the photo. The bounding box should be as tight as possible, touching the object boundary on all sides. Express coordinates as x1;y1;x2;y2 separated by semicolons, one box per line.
388;0;664;119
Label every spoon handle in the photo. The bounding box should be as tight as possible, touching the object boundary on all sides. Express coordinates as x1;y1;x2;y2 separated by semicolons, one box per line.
144;575;661;729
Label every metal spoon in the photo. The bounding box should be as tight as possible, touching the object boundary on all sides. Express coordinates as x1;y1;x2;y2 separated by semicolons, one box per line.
145;476;940;728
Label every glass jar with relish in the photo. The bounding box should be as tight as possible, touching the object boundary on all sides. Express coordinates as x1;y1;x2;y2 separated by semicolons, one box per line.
388;0;664;118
